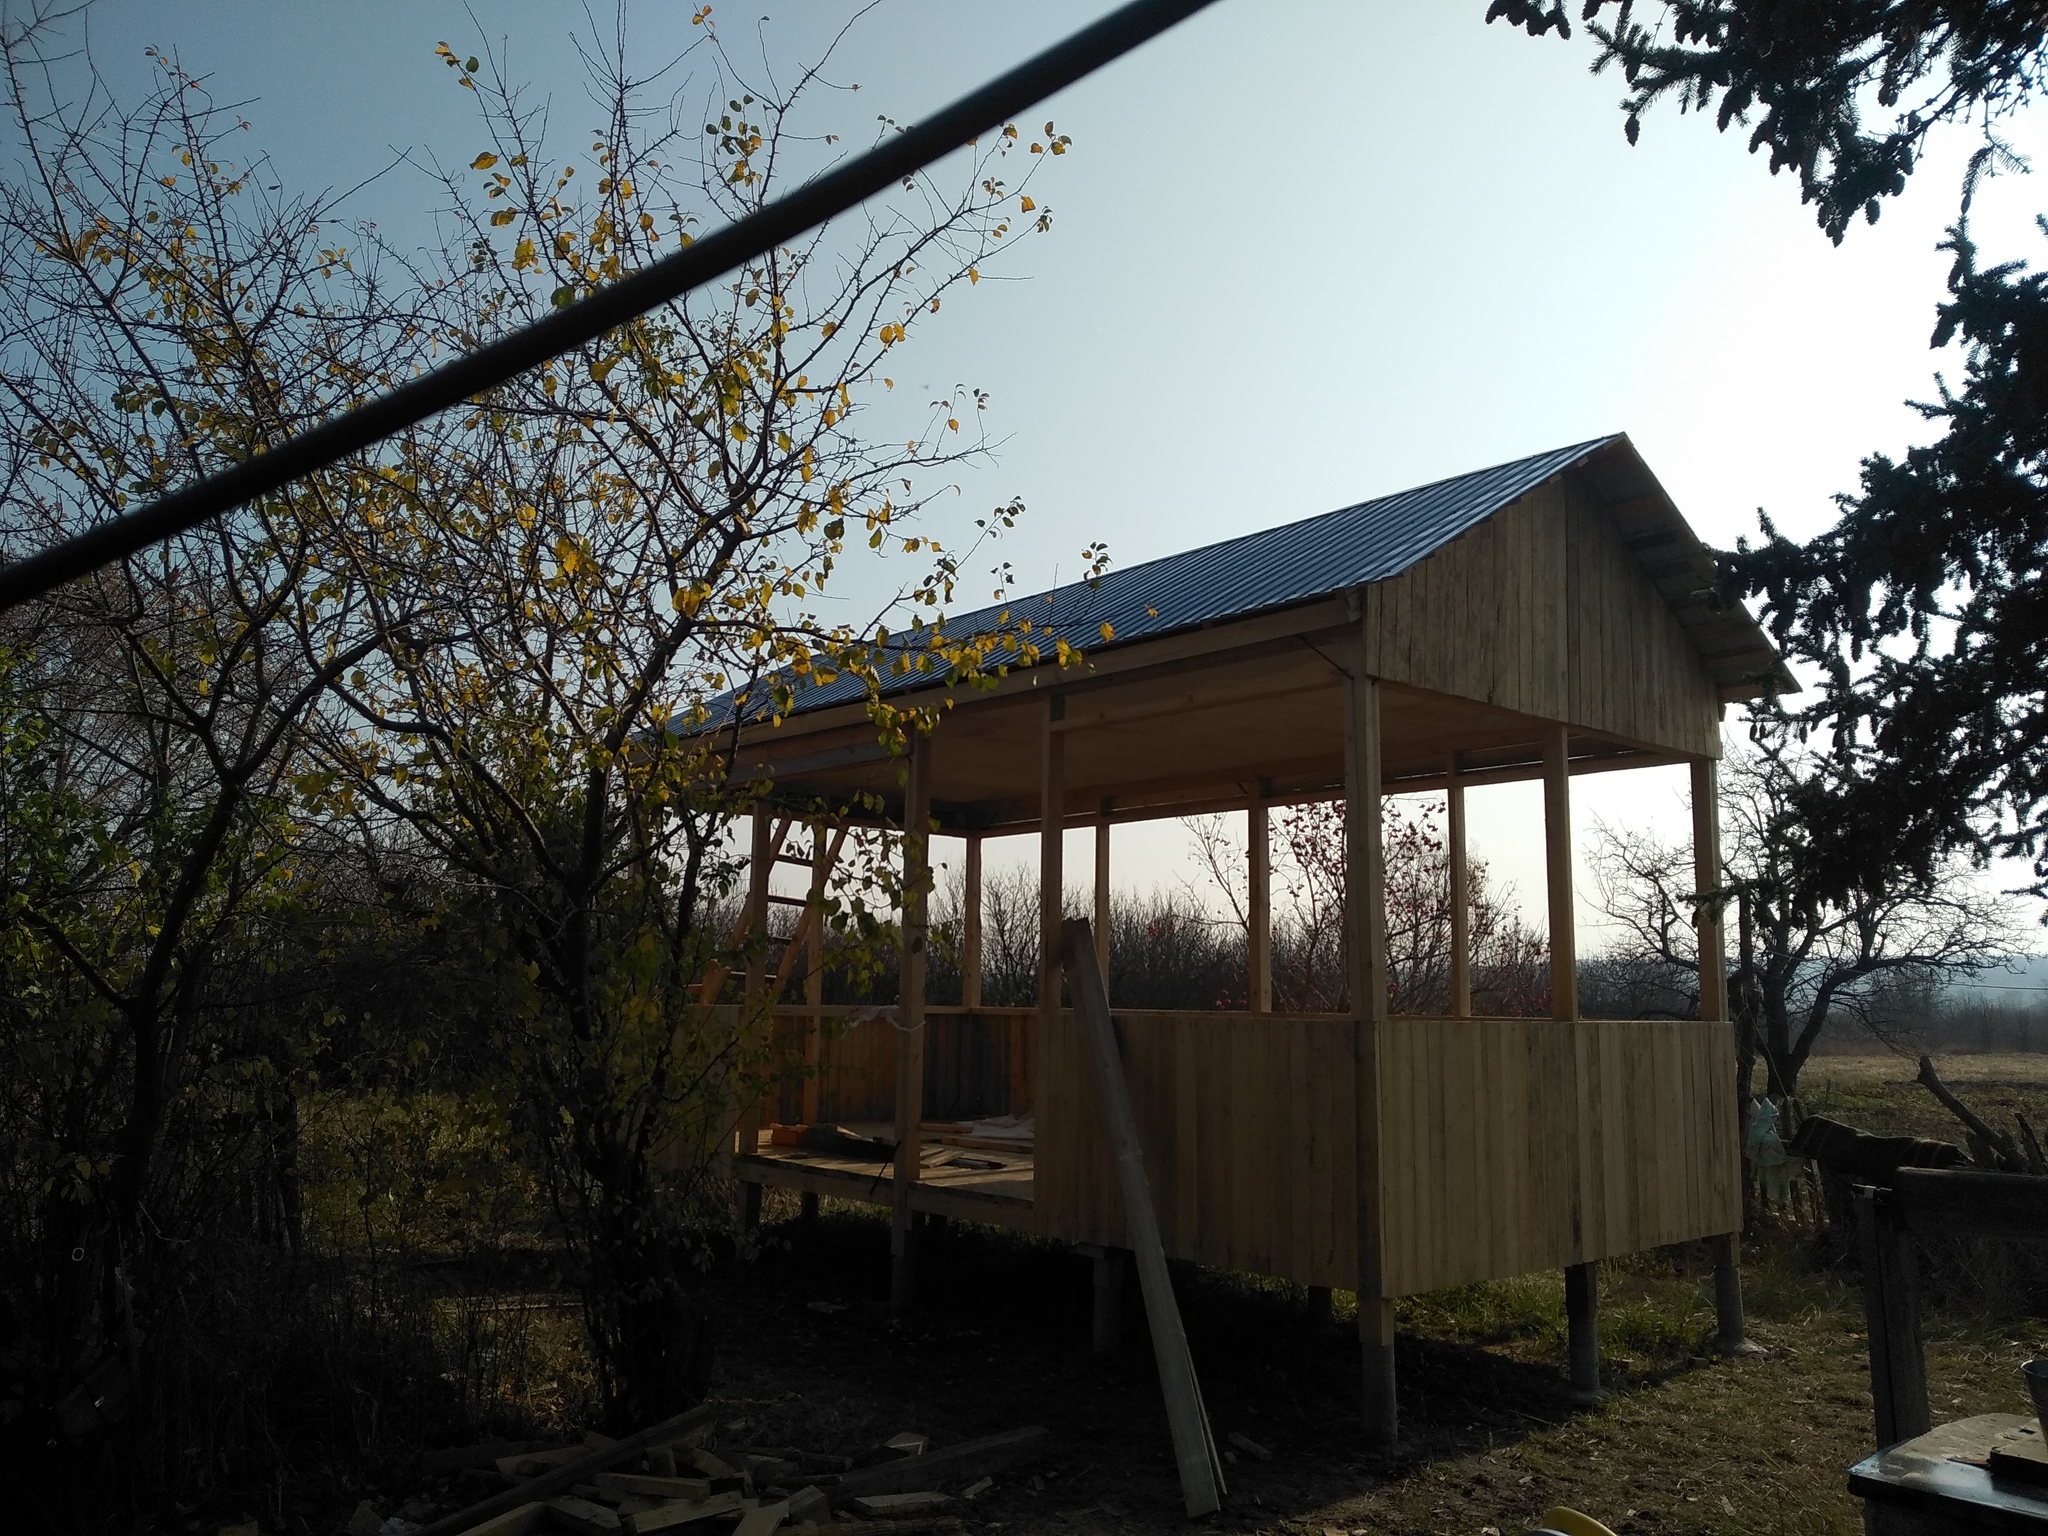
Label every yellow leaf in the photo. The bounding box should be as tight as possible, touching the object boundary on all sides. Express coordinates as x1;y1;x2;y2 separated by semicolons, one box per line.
967;267;979;284
1020;195;1035;212
471;152;499;170
1099;622;1115;642
489;209;516;227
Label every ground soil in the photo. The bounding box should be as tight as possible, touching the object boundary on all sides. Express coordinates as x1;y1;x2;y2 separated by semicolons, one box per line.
333;1051;2048;1536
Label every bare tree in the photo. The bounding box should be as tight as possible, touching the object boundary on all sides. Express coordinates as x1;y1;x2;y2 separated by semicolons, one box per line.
1587;741;2021;1095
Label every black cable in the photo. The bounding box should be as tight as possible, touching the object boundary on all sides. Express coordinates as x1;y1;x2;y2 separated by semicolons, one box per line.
0;0;1223;610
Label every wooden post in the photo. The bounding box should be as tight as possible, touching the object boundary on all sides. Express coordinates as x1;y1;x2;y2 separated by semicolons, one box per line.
802;820;831;1127
1039;694;1065;1093
1082;1244;1126;1356
1343;656;1396;1448
962;834;984;1011
1094;811;1112;988
1565;1261;1602;1402
1060;919;1225;1516
1446;753;1470;1018
1543;727;1577;1021
1692;759;1754;1355
739;810;772;1162
1248;801;1272;1014
891;732;934;1317
1690;758;1728;1028
1854;1185;1930;1446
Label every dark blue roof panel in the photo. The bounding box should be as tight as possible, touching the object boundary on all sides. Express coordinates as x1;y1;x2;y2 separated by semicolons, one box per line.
716;435;1620;725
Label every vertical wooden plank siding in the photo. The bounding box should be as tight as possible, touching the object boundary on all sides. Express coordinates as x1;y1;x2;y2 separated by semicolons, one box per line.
962;835;984;1011
1372;1016;1742;1295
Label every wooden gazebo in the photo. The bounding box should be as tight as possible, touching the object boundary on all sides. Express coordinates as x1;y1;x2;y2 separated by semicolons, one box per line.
707;434;1790;1442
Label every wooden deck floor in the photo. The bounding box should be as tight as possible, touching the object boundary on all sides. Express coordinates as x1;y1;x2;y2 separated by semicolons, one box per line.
736;1122;1037;1229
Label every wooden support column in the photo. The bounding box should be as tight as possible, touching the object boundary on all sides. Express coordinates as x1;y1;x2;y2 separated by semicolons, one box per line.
1038;694;1066;1081
1080;1244;1126;1356
962;834;984;1011
737;809;771;1229
1342;653;1396;1448
891;732;934;1316
802;820;831;1127
1543;727;1577;1022
1565;1261;1603;1402
1094;810;1112;988
1248;801;1272;1014
1690;758;1728;1029
1446;753;1471;1018
1692;757;1754;1355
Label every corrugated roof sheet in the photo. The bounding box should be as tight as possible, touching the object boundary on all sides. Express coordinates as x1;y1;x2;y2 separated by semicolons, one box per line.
713;435;1621;725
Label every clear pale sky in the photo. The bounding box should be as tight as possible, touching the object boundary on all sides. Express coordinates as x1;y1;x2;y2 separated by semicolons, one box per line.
65;1;2048;951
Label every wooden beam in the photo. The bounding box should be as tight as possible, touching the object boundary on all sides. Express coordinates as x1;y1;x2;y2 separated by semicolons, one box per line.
1690;758;1727;1027
1248;801;1271;1014
723;598;1357;750
1446;753;1470;1018
1543;727;1577;1021
1094;812;1112;987
802;820;833;1126
1565;1261;1602;1401
1059;919;1225;1517
1342;650;1396;1448
1036;693;1065;1115
1854;1185;1931;1447
738;812;775;1154
891;731;934;1316
962;834;984;1011
1048;674;1340;735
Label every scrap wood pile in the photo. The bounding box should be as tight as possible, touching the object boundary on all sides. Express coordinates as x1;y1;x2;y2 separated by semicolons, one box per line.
339;1406;1047;1536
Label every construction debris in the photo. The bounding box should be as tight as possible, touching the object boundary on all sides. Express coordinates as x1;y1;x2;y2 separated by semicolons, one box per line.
1226;1431;1272;1463
386;1413;1046;1536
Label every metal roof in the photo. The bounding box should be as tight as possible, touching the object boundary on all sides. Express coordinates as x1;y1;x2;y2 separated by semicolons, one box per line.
709;433;1787;726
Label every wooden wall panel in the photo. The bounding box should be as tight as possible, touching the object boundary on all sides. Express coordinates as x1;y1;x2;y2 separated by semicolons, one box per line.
1036;1011;1361;1289
793;1009;1035;1125
1362;482;1569;723
1361;474;1721;759
1561;477;1721;758
1377;1017;1741;1295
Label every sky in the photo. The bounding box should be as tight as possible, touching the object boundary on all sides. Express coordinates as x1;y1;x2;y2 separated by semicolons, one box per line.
57;0;2048;966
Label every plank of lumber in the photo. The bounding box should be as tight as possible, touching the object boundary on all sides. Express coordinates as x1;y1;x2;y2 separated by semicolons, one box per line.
1060;917;1225;1518
449;1503;548;1536
622;1491;746;1535
548;1496;624;1535
497;1446;583;1479
853;1493;953;1516
1893;1167;2048;1239
733;1499;789;1536
832;1428;1048;1501
411;1406;719;1536
596;1474;714;1503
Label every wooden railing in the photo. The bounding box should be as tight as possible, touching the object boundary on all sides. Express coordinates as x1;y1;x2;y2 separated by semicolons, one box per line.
769;1006;1742;1295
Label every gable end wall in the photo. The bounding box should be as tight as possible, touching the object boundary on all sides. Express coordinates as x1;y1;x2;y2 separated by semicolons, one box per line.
1362;473;1720;759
